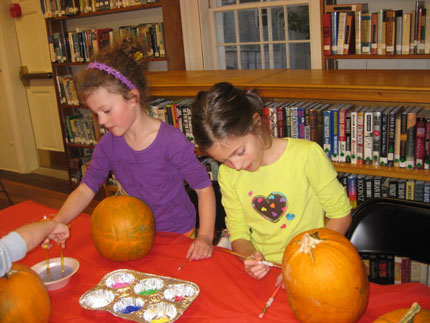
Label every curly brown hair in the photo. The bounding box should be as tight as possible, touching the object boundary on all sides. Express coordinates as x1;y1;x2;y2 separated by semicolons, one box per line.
75;39;148;108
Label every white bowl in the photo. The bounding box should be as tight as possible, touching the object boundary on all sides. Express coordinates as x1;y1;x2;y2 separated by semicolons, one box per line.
31;257;80;290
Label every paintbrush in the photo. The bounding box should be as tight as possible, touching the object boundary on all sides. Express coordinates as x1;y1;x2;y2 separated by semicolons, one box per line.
258;283;282;318
221;249;282;269
60;246;65;276
44;244;50;275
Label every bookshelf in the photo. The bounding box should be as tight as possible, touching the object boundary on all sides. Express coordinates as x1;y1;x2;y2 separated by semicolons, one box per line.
44;1;185;188
145;69;430;184
320;0;430;69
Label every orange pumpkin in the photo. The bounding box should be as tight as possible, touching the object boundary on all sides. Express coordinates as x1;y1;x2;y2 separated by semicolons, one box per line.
282;228;369;323
374;303;430;323
0;263;51;322
91;195;155;261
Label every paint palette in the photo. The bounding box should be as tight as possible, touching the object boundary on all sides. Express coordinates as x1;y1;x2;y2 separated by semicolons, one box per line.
79;269;200;323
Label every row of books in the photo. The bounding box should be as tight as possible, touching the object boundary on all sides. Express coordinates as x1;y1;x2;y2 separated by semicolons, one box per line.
338;173;430;207
41;0;160;18
63;110;107;146
360;253;430;286
263;101;430;170
48;22;165;63
323;1;430;55
147;98;430;171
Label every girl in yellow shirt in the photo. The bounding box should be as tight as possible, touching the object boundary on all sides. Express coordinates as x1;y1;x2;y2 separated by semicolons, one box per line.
192;82;351;284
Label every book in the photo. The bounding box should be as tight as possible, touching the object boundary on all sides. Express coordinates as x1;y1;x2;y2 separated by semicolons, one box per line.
372;106;383;165
417;7;426;54
322;13;332;55
361;12;372;54
355;11;362;54
402;12;411;54
395;10;403;55
331;12;339;55
373;176;382;198
415;110;427;169
394;256;410;284
379;107;391;167
364;175;373;200
394;107;403;167
363;107;373;165
325;3;369;13
344;13;355;54
369;253;379;283
337;12;348;55
347;174;357;208
385;10;396;55
426;8;430;54
414;180;425;202
356;174;366;205
378;254;394;285
388;178;399;198
406;179;415;200
371;12;378;55
424;181;430;203
356;106;365;164
377;9;387;55
398;179;407;200
406;106;422;169
387;106;401;167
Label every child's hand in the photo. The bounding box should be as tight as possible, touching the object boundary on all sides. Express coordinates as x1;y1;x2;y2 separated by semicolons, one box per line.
186;235;213;260
244;251;270;280
48;221;70;248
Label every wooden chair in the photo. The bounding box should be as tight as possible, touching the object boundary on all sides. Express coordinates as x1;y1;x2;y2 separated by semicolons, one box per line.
346;198;430;264
0;179;13;206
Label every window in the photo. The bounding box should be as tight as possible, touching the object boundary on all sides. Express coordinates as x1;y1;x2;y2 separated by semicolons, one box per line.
208;0;321;70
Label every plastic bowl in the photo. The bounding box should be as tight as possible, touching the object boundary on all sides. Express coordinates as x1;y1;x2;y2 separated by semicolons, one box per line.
31;257;79;290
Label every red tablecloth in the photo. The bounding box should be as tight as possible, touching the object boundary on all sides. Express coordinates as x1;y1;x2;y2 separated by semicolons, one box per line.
1;201;429;322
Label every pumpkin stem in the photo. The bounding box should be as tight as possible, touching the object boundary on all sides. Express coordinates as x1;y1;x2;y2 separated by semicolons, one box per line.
296;232;324;260
398;302;421;323
114;180;128;196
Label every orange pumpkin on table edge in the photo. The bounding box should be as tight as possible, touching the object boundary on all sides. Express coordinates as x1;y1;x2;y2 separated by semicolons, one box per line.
91;195;156;262
0;263;51;323
282;227;369;323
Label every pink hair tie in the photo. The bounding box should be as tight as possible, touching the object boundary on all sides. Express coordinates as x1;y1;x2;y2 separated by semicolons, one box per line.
87;62;137;90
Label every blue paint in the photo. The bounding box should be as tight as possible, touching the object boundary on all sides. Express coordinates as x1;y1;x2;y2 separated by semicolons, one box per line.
121;305;141;314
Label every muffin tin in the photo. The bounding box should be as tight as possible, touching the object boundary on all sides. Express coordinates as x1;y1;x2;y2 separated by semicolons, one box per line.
79;269;199;322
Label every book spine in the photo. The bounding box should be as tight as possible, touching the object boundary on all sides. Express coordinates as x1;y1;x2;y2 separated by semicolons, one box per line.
372;109;381;165
406;109;418;169
415;116;426;169
330;109;339;162
394;110;402;167
386;10;396;55
351;109;358;164
339;108;346;162
373;176;382;198
331;12;338;55
380;109;389;166
355;11;362;54
361;13;371;54
387;109;397;167
356;174;365;205
322;13;332;55
395;10;403;55
347;174;357;208
371;13;378;55
323;109;331;158
363;110;373;165
356;109;364;164
425;116;430;170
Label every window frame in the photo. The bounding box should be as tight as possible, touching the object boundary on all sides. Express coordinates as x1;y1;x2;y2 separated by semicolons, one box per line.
207;0;322;69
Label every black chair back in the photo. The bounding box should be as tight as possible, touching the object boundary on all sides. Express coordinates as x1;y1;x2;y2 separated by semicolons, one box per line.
346;198;430;264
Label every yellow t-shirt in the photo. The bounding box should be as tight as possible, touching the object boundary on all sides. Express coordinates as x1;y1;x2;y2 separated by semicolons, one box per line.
219;138;351;264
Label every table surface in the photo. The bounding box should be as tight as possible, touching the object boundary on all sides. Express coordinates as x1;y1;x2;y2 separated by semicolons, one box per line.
1;201;429;322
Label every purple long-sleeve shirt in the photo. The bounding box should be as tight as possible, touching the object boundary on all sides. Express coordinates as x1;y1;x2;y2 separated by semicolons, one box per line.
82;122;211;233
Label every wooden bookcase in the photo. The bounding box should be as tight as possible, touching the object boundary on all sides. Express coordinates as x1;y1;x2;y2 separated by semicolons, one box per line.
320;0;430;69
146;69;430;183
44;1;185;189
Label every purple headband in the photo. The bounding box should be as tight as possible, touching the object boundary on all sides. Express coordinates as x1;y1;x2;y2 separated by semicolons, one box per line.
87;62;137;90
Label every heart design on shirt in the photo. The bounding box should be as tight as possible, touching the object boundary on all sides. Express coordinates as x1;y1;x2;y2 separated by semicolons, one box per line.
252;192;287;223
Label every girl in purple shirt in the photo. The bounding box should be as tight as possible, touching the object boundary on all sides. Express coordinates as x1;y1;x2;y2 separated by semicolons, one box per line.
51;40;216;260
